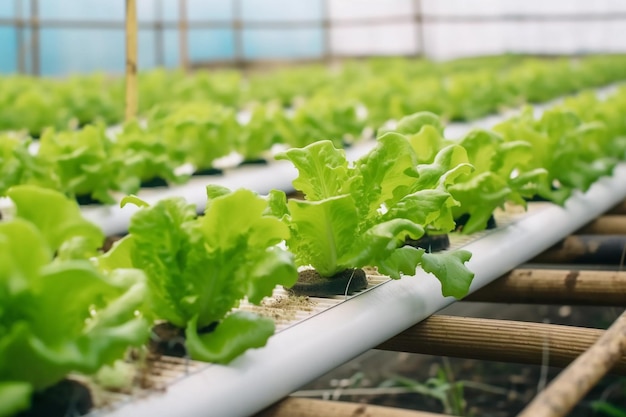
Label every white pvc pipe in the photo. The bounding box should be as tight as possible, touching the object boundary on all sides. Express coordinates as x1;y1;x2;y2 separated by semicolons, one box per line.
95;163;626;417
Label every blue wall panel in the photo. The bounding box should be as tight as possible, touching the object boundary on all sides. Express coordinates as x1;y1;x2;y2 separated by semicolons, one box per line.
40;28;125;75
1;0;326;75
0;28;17;73
189;29;235;61
243;28;323;59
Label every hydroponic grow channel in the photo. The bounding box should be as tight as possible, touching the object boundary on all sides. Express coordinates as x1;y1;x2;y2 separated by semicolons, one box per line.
88;161;626;417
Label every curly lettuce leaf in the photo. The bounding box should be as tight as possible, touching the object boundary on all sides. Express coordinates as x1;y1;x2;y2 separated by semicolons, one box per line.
185;312;274;364
275;140;353;201
37;125;132;204
0;382;32;417
7;185;104;257
420;250;475;299
0;219;149;395
111;187;297;363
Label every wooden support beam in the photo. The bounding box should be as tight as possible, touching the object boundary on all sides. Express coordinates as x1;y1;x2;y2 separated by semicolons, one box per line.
530;235;626;265
517;310;626;417
465;268;626;306
606;201;626;215
255;397;448;417
125;0;138;121
376;315;626;375
576;215;626;235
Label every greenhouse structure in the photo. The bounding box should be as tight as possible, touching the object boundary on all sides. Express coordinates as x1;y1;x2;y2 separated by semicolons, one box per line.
1;1;626;416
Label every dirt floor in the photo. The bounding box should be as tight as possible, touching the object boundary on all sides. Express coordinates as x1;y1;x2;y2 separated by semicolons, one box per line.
294;295;626;416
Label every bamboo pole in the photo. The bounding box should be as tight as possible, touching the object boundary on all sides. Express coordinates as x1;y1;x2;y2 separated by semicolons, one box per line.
517;310;626;417
465;268;626;306
125;0;138;121
606;200;626;215
576;215;626;235
376;315;626;375
530;235;626;264
255;397;447;417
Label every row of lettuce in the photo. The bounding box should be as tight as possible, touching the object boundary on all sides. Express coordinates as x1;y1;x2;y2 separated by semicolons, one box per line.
3;54;626;137
4;58;626;205
2;83;626;416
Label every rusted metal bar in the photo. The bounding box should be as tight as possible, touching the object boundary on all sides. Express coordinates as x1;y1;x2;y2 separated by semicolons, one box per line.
376;315;626;375
232;0;244;70
29;0;39;75
320;0;331;65
15;0;26;73
465;268;626;306
2;12;625;32
178;0;189;72
413;0;424;57
125;0;138;121
529;235;626;265
517;310;626;417
255;397;448;417
154;0;164;67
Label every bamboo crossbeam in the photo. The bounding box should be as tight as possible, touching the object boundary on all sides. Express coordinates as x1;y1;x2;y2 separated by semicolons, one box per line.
606;200;626;215
125;0;138;121
530;234;626;264
255;397;447;417
465;268;626;305
376;315;626;375
517;310;626;417
576;215;626;235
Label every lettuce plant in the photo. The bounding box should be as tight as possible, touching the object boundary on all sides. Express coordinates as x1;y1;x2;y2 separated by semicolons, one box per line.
37;125;137;204
274;139;475;298
236;102;290;162
494;106;612;205
101;186;298;363
0;186;149;417
113;120;189;186
148;102;238;173
0;136;51;196
382;112;546;234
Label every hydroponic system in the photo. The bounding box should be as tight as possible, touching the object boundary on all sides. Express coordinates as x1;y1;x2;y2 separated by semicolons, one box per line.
2;1;626;416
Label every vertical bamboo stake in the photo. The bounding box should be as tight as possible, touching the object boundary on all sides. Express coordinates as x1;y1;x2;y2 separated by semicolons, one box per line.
178;0;189;72
125;0;138;121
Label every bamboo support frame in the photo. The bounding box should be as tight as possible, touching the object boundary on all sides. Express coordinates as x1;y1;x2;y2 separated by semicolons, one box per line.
607;200;626;215
517;310;626;417
576;215;626;235
376;315;626;375
465;268;626;305
530;234;626;264
125;0;138;121
256;397;447;417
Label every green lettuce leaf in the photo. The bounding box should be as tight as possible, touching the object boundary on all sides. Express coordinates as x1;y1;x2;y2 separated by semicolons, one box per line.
185;312;274;364
7;185;104;257
420;250;475;299
110;186;297;363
